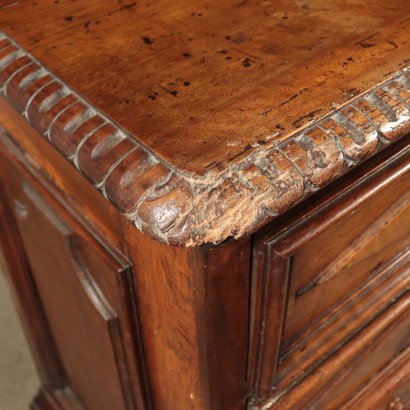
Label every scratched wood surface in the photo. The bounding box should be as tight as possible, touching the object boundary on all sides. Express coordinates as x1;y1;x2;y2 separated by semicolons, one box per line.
0;0;409;245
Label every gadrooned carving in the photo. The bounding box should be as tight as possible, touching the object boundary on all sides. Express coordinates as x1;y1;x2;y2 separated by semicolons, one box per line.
0;31;409;246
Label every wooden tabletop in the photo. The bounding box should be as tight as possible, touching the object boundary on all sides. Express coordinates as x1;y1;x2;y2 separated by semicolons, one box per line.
0;0;409;245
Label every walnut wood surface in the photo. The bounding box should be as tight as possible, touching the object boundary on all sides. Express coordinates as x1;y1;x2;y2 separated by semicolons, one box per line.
0;1;409;245
268;291;410;409
249;137;410;406
0;3;410;408
0;115;409;409
125;225;251;409
0;134;150;409
0;98;125;251
0;127;252;410
340;345;410;410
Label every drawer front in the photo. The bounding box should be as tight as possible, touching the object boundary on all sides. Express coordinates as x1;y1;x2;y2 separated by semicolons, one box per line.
340;345;410;410
284;172;410;348
0;137;148;409
248;141;410;403
273;290;410;410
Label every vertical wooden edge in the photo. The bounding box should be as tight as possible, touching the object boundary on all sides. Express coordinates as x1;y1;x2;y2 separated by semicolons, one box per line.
247;239;268;397
124;223;209;409
125;219;254;410
248;239;291;402
201;237;252;410
116;265;154;410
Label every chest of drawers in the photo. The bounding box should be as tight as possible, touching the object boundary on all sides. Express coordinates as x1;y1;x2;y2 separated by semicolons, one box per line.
0;1;409;409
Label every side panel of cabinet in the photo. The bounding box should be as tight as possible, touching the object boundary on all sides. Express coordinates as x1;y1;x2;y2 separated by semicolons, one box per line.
125;222;252;410
0;134;150;409
0;178;66;394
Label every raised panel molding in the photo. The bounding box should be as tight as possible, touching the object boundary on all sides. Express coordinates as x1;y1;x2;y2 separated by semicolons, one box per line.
339;345;410;410
14;180;135;410
0;156;151;410
248;142;410;406
0;123;152;410
297;189;410;296
0;179;66;391
68;236;137;410
248;247;291;399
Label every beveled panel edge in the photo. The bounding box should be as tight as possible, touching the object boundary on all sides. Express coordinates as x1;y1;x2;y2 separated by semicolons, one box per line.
0;30;409;246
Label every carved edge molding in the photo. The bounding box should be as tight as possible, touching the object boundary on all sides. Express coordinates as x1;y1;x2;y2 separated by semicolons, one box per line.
1;30;410;246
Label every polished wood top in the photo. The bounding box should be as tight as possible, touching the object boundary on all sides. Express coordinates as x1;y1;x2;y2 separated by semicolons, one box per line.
0;0;409;245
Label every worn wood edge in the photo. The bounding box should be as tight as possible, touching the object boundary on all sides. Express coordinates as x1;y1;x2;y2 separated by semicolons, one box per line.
1;30;410;246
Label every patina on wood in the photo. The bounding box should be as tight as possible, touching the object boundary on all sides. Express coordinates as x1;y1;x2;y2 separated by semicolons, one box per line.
0;0;409;246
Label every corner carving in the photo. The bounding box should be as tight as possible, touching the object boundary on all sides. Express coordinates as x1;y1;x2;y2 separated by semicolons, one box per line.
1;31;409;246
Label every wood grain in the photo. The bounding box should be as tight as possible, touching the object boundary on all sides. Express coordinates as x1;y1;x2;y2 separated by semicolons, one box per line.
340;345;410;410
0;99;125;252
249;138;410;404
0;176;66;392
257;290;410;409
1;99;409;409
296;188;410;296
0;0;410;245
0;2;410;408
0;134;151;410
124;226;252;410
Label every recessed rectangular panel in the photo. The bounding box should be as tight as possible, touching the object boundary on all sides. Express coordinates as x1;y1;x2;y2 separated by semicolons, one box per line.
284;175;410;348
9;178;130;410
249;144;410;403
